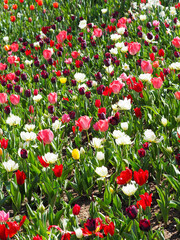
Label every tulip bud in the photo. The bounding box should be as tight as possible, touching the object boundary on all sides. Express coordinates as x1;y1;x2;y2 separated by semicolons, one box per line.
121;122;128;130
0;128;3;136
72;149;80;160
73;204;81;215
126;205;138;219
0;148;3;156
29;105;34;114
75;228;83;239
38;202;45;213
161;117;168;127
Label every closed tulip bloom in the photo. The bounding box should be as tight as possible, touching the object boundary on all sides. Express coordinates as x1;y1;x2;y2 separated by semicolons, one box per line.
48;92;57;104
134;169;149;186
37;129;54;145
52;164;63;177
73;204;81;215
139;219;151;232
0;93;7;104
93;28;102;37
16;170;26;185
72;149;80;160
75;116;92;132
0;211;9;222
56;30;67;43
10;94;20;105
116;167;132;185
109;80;125;94
128;42;141;55
175;91;180;100
172;37;180;48
126;205;138;219
141;61;153;74
151;77;163;89
43;49;53;60
97;119;109;132
122;181;138;196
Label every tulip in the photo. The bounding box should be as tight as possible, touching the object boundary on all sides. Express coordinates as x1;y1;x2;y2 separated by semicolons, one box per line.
128;42;141;55
0;93;7;104
37;129;54;145
52;164;63;177
72;149;80;160
126;205;138;219
116;167;132;185
75;116;92;132
139;219;151;232
10;94;20;105
16;170;26;185
73;204;81;215
134;169;149;186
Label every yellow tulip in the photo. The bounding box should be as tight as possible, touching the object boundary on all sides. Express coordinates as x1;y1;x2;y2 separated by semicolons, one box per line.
59;77;67;84
72;149;80;160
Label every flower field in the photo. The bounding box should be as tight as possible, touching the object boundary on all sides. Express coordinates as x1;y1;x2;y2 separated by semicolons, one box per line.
0;0;180;239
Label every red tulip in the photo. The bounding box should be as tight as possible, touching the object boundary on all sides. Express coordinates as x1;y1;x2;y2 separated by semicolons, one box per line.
128;42;141;55
37;129;54;145
172;37;180;48
52;164;63;177
151;77;163;89
141;60;153;74
6;216;26;238
137;192;152;210
16;170;26;185
104;222;115;236
93;28;102;37
48;92;57;104
75;116;92;132
158;49;165;57
0;93;7;104
71;51;80;59
7;56;16;64
10;94;20;105
109;80;124;94
116;167;132;185
43;49;52;60
139;219;151;232
38;156;49;168
72;204;81;215
33;235;43;240
134;169;149;186
95;99;101;108
56;30;67;43
175;91;180;100
61;114;71;123
134;107;142;119
0;139;8;149
0;63;7;71
29;105;34;114
138;148;146;158
97;120;109;132
149;53;155;61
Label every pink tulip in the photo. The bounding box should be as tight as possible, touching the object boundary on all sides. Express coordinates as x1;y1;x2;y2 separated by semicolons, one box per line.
64;58;72;64
48;92;57;104
11;43;19;52
0;93;7;104
109;80;125;94
75;116;92;132
0;63;7;71
37;129;54;145
141;60;153;74
93;28;102;37
7;56;16;64
175;91;180;100
151;77;163;89
97;120;109;132
71;51;80;59
6;73;15;81
172;37;180;48
43;49;52;60
56;30;67;43
61;114;71;123
10;94;20;105
128;42;141;55
0;211;9;222
153;20;160;27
